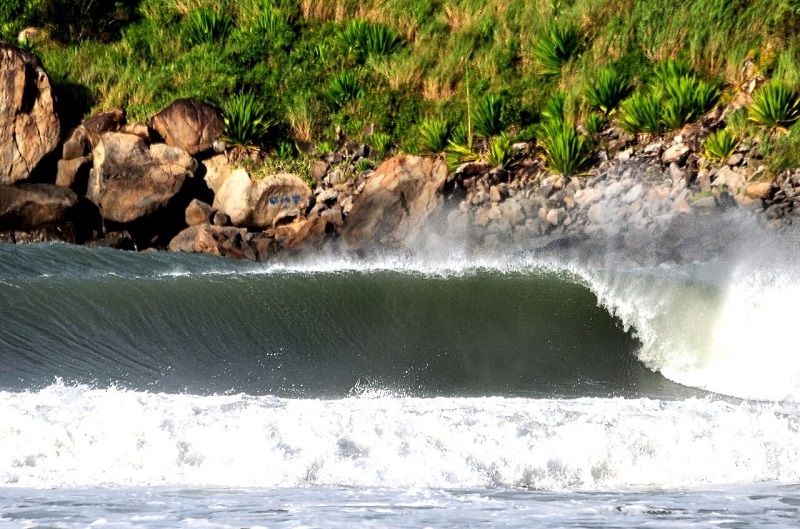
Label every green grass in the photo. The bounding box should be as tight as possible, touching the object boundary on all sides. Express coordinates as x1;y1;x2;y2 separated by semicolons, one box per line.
7;0;800;178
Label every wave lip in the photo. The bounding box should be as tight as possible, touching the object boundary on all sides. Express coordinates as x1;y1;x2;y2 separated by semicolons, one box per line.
579;259;800;401
1;385;799;490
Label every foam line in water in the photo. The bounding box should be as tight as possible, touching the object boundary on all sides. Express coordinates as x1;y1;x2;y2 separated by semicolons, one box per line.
1;384;799;490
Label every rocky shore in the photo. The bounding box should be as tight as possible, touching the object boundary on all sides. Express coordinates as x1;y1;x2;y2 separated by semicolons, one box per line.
2;43;798;264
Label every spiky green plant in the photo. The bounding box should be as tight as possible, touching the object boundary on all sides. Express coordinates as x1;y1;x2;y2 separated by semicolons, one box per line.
704;129;740;162
533;22;582;77
538;120;592;177
619;91;664;134
251;8;293;49
693;79;721;115
748;80;800;132
542;91;567;123
659;74;720;130
486;132;514;168
418;117;451;153
584;68;633;116
473;94;505;138
223;94;273;148
327;71;365;109
341;19;403;60
584;113;607;138
450;123;469;147
445;141;481;171
184;8;233;46
367;132;393;159
356;158;374;172
276;140;296;160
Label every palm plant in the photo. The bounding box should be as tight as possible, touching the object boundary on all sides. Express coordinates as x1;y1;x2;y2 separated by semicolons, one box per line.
538;119;592;177
619;91;664;134
222;94;273;148
584;68;633;116
184;8;233;46
748;80;800;132
445;141;481;172
542;91;567;123
704;129;740;162
327;71;365;109
486;132;514;168
533;22;582;78
584;113;607;139
473;94;505;138
341;19;403;60
418;118;452;153
367;132;393;159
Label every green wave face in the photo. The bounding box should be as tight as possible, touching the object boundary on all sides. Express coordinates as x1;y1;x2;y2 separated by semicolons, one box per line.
0;245;692;398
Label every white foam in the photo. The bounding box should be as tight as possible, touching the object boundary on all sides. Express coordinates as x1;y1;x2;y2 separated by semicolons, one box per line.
1;384;799;490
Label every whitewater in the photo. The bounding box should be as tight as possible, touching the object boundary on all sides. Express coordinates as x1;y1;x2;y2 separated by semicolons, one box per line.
1;213;800;527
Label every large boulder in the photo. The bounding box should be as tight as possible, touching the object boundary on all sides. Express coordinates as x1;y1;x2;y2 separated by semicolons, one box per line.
88;132;198;224
0;183;78;230
213;171;312;228
0;43;60;185
149;98;223;156
341;156;449;250
169;224;277;261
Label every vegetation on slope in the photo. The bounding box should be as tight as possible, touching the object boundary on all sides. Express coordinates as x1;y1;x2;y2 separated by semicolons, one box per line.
4;0;800;175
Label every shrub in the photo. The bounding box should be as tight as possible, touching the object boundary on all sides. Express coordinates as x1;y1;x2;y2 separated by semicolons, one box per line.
538;120;592;177
185;8;233;46
748;80;800;132
473;94;505;138
704;129;740;162
418;117;452;153
585;68;633;116
486;132;514;168
619;92;664;134
533;22;582;77
35;0;137;42
327;71;365;109
367;132;393;159
223;94;273;148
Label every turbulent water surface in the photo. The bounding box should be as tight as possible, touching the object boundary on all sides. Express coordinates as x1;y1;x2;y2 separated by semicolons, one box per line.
1;227;800;527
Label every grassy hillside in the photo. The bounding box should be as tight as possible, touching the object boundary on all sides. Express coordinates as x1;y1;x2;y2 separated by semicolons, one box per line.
4;0;800;174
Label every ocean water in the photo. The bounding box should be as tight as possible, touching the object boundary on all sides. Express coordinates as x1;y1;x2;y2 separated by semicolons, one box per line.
1;225;800;527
